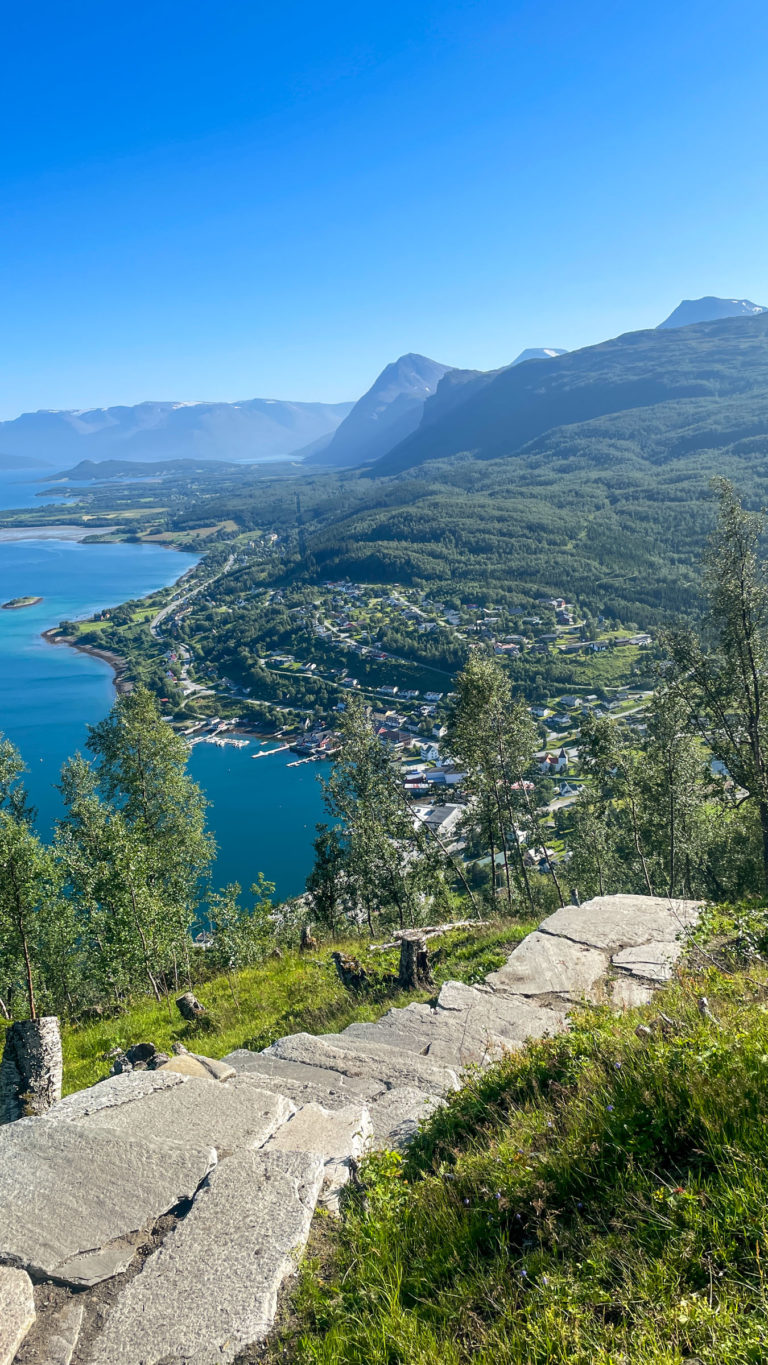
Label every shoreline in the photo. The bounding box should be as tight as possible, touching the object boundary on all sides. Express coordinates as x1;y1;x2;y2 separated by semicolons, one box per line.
42;627;133;695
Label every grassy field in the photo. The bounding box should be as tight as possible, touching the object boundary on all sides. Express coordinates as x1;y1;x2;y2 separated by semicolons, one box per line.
264;955;768;1365
41;921;532;1095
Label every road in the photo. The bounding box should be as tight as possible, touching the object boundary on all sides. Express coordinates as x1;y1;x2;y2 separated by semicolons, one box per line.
150;553;236;638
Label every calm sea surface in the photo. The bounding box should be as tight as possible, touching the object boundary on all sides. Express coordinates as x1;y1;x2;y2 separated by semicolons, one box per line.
0;472;325;899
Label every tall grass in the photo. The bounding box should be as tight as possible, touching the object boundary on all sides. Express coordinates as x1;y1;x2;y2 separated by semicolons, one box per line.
35;921;527;1095
269;966;768;1365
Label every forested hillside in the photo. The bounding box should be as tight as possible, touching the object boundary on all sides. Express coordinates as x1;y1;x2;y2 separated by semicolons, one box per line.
373;311;768;474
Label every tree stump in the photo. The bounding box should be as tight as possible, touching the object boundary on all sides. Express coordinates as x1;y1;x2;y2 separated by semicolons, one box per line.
0;1017;63;1124
398;933;433;991
176;991;207;1023
300;923;318;952
331;952;368;992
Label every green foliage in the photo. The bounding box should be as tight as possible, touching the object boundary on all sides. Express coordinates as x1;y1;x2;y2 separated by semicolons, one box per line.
0;736;66;1020
270;966;768;1364
7;921;528;1094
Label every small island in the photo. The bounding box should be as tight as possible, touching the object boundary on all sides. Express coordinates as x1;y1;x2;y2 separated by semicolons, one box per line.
1;595;43;610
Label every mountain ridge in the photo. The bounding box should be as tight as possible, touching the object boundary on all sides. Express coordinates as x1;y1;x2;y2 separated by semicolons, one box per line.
0;397;354;466
305;353;453;469
370;312;768;477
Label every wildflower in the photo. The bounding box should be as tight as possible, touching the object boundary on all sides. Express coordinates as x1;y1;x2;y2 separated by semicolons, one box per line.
463;1198;470;1206
520;1268;528;1278
542;1276;549;1286
495;1192;502;1200
607;1104;614;1112
614;1061;622;1069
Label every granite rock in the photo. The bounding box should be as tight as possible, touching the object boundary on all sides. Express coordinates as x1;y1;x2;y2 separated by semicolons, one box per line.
539;895;701;952
268;1102;372;1210
45;1069;187;1123
486;930;609;1001
0;1266;35;1365
73;1074;294;1156
84;1150;325;1365
0;1119;215;1286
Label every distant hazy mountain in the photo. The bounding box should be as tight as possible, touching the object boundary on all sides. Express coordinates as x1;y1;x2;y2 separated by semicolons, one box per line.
511;347;568;364
0;452;55;471
0;398;354;466
658;297;766;329
305;354;453;468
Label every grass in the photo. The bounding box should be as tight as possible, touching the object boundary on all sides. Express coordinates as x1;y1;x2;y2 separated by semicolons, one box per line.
52;921;531;1095
265;960;768;1365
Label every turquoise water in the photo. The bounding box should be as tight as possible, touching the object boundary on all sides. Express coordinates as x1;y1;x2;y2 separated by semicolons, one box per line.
187;741;327;898
0;519;326;899
0;537;199;833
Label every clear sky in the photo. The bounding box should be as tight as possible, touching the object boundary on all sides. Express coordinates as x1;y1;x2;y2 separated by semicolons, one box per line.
2;0;768;419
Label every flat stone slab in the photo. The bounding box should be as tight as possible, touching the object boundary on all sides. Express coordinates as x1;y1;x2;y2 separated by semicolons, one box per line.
0;1267;35;1365
268;1102;373;1211
486;930;609;1002
612;940;682;983
539;894;701;952
0;1119;215;1286
45;1069;187;1122
188;1052;237;1081
436;980;568;1042
342;1013;509;1067
367;1087;442;1147
155;1054;212;1079
223;1050;388;1108
84;1150;325;1365
73;1075;294;1156
267;1031;460;1095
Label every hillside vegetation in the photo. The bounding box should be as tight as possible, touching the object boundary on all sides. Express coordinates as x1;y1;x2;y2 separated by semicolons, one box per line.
266;938;768;1365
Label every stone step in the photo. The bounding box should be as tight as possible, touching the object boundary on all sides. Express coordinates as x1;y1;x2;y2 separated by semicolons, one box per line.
485;930;610;1002
366;1086;442;1147
0;1119;215;1287
224;1051;439;1145
45;1068;188;1123
267;1102;373;1211
69;1074;295;1157
0;1266;36;1365
538;894;701;952
83;1150;325;1365
341;1014;509;1067
223;1048;389;1108
266;1031;460;1095
435;979;569;1042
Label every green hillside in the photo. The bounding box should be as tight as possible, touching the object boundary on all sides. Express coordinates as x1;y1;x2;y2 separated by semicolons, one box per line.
373;311;768;475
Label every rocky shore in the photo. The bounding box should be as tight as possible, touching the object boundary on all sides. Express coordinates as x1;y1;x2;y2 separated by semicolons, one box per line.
41;628;133;695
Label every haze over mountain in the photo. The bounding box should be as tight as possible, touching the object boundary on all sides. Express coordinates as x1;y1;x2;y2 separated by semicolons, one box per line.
0;398;353;467
304;354;453;468
657;297;766;330
371;311;768;477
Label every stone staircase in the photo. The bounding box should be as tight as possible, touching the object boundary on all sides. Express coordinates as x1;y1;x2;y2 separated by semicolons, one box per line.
0;894;700;1365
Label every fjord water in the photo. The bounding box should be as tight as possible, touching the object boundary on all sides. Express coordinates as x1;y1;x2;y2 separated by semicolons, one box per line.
0;536;199;833
0;517;326;900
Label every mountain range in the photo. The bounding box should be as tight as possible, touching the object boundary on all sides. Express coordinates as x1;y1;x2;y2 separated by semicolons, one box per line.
2;296;764;476
0;398;353;468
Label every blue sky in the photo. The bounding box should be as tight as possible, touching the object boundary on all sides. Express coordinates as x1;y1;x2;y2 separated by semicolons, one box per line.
1;0;767;419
